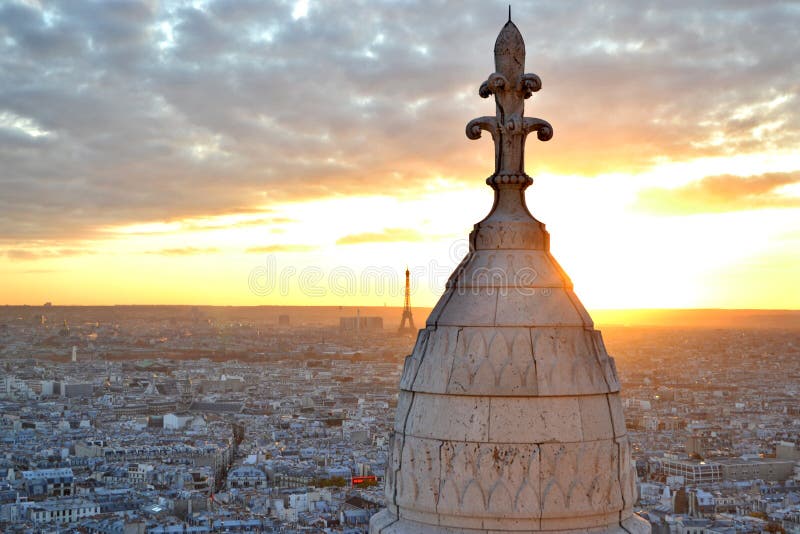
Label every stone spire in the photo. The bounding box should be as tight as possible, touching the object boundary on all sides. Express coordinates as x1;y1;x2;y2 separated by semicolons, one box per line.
370;16;650;534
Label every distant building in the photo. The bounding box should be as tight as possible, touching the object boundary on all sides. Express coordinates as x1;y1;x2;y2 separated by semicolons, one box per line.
40;380;59;397
21;468;75;498
27;498;99;524
660;458;722;485
339;316;383;332
716;457;795;482
62;382;93;398
125;463;154;487
776;441;800;460
686;434;710;457
74;440;106;458
163;412;193;430
199;375;245;393
227;466;267;490
660;456;795;484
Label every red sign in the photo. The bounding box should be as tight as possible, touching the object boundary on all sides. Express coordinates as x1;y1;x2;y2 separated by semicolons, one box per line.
351;475;377;485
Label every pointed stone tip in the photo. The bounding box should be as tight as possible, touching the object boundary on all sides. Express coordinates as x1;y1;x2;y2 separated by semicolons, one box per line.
494;17;525;74
495;19;524;52
501;18;518;30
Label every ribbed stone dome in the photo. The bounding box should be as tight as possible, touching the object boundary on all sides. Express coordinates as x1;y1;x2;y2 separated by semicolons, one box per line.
370;16;651;534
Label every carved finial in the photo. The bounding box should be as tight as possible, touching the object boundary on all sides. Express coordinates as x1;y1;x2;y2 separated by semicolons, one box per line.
466;16;552;181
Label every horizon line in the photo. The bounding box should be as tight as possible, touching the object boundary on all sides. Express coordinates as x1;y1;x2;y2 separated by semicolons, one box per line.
1;303;799;312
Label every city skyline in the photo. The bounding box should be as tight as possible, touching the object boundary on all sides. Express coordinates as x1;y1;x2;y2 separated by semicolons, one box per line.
2;1;799;309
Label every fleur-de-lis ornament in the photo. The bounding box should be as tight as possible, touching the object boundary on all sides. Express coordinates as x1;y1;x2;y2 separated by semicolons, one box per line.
466;15;552;180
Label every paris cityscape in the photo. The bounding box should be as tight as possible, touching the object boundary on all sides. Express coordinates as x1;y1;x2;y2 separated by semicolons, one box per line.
1;306;799;532
2;0;800;533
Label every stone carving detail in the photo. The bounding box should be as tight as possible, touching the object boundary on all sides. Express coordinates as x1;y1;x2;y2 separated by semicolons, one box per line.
452;250;572;291
540;440;623;518
473;221;547;250
438;441;540;517
617;437;637;510
400;326;624;396
386;399;636;522
392;437;631;520
396;436;441;512
466;116;497;141
467;19;552;176
383;431;401;504
447;328;536;395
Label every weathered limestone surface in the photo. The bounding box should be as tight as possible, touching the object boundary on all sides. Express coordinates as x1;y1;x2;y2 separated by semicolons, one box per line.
370;16;650;534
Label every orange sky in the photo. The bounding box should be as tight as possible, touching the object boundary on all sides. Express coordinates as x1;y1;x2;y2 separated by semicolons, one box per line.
1;1;799;309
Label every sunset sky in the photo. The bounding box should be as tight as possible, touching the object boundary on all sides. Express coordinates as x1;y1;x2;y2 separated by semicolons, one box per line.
1;0;799;309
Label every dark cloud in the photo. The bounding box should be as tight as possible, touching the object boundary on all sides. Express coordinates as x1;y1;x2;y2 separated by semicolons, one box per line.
635;172;800;214
146;247;220;255
246;244;315;253
1;0;799;241
337;228;424;245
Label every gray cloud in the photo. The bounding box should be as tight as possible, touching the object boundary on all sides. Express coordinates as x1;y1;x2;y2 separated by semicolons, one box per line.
1;0;799;241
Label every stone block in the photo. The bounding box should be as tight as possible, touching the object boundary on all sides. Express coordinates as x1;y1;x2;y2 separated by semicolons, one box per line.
407;326;459;393
579;395;615;441
402;393;489;442
539;511;625;531
622;514;653;534
489;397;582;443
395;435;442;512
495;287;586;327
607;393;627;437
368;509;397;533
435;288;498;327
393;392;414;433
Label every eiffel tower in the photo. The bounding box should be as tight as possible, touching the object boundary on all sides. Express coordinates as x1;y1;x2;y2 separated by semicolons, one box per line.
398;267;416;334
